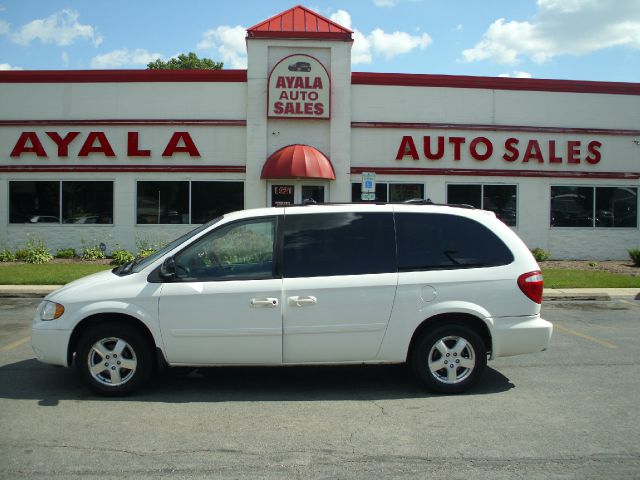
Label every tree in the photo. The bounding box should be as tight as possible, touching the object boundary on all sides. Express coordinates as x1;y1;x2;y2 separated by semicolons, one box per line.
147;52;223;70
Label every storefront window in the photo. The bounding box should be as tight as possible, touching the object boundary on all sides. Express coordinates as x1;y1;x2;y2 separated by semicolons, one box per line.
62;182;113;224
9;181;113;224
551;186;638;228
351;183;424;203
191;181;244;224
137;181;244;225
447;184;517;226
9;181;59;223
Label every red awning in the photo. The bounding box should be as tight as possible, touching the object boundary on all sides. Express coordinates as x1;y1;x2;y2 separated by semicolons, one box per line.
261;145;336;180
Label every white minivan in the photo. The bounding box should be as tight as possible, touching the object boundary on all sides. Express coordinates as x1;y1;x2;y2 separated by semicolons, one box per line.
32;203;552;395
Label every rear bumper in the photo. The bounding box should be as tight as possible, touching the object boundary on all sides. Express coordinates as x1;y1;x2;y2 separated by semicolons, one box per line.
491;315;553;359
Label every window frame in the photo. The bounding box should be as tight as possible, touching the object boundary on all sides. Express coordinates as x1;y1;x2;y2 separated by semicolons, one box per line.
135;179;244;226
447;183;518;227
550;185;639;229
8;179;114;225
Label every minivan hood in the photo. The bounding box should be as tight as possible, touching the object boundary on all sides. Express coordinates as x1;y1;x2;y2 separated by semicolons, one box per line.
46;269;120;302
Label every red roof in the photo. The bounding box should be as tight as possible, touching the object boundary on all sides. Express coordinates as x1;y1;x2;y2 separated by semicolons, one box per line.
247;5;352;41
261;145;336;180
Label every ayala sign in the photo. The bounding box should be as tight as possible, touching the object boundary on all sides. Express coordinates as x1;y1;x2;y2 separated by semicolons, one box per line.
268;54;330;119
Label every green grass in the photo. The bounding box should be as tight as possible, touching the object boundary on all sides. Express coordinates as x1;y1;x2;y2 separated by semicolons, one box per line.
0;263;638;289
541;268;640;288
0;263;112;285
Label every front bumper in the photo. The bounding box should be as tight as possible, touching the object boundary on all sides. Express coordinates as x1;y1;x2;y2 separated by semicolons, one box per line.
31;320;72;367
491;315;553;359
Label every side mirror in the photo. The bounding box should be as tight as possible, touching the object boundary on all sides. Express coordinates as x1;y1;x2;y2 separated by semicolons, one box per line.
160;256;176;279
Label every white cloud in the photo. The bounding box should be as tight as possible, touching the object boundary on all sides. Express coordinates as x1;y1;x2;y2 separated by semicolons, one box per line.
197;25;246;68
90;48;162;69
0;63;22;70
61;51;69;67
373;0;398;6
454;24;464;32
370;28;431;60
498;71;533;78
11;9;102;47
330;9;431;65
463;0;640;64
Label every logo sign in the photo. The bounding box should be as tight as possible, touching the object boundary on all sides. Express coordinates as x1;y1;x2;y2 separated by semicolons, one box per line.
268;54;330;119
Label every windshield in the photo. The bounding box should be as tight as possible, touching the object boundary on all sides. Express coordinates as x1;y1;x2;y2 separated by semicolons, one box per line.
131;217;222;273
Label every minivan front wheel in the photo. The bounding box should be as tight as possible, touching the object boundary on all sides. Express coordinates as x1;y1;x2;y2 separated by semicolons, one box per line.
75;324;153;396
411;324;487;394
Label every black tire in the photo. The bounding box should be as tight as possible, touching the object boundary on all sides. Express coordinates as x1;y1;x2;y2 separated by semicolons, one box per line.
75;323;153;396
411;323;487;394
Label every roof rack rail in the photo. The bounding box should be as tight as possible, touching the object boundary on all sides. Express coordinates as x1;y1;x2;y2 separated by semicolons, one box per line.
403;198;476;209
287;199;476;209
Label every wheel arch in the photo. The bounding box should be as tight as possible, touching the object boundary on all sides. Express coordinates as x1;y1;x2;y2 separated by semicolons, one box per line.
406;312;493;363
67;313;164;368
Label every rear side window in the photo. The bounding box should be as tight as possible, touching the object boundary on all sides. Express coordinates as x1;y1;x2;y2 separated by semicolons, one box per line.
395;213;514;271
283;212;396;277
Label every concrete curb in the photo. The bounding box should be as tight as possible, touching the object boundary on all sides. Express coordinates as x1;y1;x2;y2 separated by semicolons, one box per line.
0;285;638;301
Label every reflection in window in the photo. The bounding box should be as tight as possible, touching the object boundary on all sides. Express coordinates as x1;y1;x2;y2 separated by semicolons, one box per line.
551;186;638;228
448;184;517;226
191;181;244;224
283;212;396;277
137;181;244;225
62;182;113;224
9;181;113;224
9;181;59;224
174;218;275;281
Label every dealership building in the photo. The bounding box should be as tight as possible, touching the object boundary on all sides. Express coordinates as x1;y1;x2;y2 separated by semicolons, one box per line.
1;5;639;260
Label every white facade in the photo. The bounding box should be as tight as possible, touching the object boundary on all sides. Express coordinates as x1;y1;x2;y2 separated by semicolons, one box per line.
1;7;639;260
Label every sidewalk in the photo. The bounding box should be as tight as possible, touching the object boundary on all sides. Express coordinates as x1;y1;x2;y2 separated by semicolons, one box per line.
0;285;637;301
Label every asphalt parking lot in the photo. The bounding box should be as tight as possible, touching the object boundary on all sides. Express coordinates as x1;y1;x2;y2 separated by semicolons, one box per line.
1;297;639;479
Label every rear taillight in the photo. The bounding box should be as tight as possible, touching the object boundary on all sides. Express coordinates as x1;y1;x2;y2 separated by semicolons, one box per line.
518;271;544;304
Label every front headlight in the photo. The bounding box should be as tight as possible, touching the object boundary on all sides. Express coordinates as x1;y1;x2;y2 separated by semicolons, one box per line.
41;301;65;321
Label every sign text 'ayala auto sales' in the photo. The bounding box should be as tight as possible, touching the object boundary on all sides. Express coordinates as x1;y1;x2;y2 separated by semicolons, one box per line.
268;54;330;119
396;135;602;164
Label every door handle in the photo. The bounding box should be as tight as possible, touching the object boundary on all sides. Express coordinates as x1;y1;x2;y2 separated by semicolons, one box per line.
250;297;279;308
288;296;318;307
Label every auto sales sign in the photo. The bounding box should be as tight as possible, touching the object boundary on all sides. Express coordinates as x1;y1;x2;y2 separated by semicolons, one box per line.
268;54;330;119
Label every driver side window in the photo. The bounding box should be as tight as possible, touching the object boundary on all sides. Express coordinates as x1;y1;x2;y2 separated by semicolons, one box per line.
174;217;277;281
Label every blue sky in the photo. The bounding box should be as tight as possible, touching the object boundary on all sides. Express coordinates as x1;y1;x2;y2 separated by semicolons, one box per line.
1;0;639;82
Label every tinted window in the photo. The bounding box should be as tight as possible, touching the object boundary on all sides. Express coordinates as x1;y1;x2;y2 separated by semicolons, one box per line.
395;213;514;270
283;212;396;277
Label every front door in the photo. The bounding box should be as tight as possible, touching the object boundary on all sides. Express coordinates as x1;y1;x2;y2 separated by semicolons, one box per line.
269;183;326;206
158;215;283;365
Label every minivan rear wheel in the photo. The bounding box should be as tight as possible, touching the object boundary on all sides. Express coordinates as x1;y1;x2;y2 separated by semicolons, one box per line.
75;324;153;396
411;324;487;394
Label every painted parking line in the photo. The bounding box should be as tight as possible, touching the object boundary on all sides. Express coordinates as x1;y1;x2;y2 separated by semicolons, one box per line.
0;337;30;351
554;324;617;349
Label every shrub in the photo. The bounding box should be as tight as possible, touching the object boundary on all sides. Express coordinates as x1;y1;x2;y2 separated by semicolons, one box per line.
531;248;551;262
0;249;16;262
136;248;156;259
19;237;53;264
629;248;640;267
56;248;76;259
111;249;135;266
81;245;105;261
